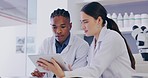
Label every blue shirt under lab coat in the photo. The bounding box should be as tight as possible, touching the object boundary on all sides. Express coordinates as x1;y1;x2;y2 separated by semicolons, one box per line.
55;34;70;54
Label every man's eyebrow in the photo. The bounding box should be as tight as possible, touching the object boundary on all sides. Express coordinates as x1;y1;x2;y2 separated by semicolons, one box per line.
50;24;66;26
50;24;56;26
61;24;66;26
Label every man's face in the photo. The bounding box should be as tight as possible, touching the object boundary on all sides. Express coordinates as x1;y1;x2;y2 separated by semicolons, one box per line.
50;16;72;44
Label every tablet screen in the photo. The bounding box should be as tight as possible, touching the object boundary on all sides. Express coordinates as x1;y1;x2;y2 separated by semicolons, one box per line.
28;54;69;72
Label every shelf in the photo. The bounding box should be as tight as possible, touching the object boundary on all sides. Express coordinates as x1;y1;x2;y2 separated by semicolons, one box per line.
132;73;148;77
74;27;132;35
76;0;147;5
119;27;132;34
68;0;147;35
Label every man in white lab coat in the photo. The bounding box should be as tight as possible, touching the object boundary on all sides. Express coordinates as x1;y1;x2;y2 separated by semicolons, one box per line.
31;8;89;78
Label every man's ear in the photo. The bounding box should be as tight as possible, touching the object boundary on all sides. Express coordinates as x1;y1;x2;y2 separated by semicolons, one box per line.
69;22;72;30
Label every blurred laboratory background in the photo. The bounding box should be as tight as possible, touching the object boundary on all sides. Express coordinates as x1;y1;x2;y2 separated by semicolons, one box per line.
0;0;148;77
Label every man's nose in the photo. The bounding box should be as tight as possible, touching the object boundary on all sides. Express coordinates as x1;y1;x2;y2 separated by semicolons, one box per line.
56;28;62;33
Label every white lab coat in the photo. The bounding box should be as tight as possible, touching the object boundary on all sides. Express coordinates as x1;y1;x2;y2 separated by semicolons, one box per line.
38;34;89;77
65;27;135;78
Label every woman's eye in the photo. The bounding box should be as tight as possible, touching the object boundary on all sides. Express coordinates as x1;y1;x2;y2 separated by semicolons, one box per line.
83;20;88;23
82;21;88;24
84;21;88;23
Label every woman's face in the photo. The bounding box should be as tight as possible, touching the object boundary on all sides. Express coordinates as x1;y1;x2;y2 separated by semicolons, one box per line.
80;12;102;37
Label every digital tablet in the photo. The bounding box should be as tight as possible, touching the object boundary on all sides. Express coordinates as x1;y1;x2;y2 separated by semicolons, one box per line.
28;54;69;72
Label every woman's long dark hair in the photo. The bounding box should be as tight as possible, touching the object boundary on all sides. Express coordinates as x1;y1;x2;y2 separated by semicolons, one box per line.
81;2;135;69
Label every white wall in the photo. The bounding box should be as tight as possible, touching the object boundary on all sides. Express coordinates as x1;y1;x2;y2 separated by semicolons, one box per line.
0;25;27;77
27;0;68;76
0;0;67;77
68;0;82;33
36;0;67;47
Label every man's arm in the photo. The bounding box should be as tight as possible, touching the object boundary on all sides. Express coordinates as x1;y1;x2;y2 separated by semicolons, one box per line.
72;42;89;69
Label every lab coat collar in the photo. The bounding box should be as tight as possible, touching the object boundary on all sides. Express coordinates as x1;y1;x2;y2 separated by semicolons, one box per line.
61;33;73;54
93;26;108;43
98;26;108;42
90;26;108;52
67;33;73;46
52;33;73;54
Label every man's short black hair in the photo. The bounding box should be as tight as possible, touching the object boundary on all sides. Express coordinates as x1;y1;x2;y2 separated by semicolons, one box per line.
50;8;70;21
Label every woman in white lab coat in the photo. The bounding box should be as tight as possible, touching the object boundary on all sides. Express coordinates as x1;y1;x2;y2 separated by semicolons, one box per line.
37;2;135;78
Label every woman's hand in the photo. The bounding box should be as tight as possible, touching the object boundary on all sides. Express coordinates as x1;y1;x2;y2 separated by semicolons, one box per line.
37;58;65;77
68;64;72;71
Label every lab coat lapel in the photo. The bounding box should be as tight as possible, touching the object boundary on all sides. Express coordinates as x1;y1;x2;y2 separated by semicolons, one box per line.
94;26;108;53
61;45;72;54
51;34;73;55
88;42;95;65
61;33;73;54
51;36;57;54
88;27;108;65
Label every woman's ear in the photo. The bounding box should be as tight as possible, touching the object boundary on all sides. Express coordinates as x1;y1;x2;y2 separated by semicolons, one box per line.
97;16;103;26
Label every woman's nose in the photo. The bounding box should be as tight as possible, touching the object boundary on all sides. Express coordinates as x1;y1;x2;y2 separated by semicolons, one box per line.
81;24;86;30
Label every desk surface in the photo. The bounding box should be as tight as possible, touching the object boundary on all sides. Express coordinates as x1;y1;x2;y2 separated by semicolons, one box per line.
0;76;35;78
1;75;148;78
132;73;148;78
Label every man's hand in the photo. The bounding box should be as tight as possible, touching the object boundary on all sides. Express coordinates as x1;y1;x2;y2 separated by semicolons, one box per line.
31;68;45;77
